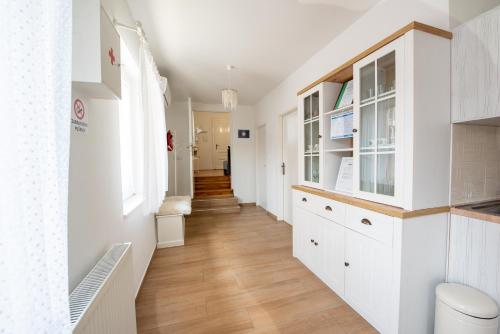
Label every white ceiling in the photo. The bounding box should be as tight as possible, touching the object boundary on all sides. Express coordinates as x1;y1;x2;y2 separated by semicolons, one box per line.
127;0;380;105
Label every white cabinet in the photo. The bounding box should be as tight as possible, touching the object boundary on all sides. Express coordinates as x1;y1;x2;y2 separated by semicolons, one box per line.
298;83;341;188
344;228;392;333
73;0;121;99
452;6;500;123
352;31;450;209
298;29;451;211
292;188;449;334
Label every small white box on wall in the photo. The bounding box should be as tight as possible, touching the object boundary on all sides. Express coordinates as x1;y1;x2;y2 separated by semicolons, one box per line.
73;0;121;99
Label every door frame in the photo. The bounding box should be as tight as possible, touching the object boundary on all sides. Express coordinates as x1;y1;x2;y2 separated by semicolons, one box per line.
256;124;267;209
279;108;298;224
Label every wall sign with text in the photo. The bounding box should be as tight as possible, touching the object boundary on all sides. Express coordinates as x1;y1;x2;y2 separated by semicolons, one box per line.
71;96;88;133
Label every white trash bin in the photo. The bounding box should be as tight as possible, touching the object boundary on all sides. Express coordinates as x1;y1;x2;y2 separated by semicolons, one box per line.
435;283;499;334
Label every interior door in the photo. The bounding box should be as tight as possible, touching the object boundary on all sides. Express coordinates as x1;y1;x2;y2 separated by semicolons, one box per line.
188;98;194;198
211;118;230;169
344;229;392;333
282;110;298;225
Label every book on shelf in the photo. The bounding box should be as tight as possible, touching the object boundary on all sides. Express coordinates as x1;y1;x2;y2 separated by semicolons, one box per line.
334;80;353;110
335;157;353;193
330;112;353;139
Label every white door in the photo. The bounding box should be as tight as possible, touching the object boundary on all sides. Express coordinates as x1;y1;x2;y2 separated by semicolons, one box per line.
344;229;392;333
321;218;345;296
188;98;194;198
282;110;298;225
257;125;267;209
212;118;230;169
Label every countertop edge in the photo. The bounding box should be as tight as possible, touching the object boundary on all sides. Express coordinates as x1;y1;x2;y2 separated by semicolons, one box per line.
292;185;450;219
450;207;500;224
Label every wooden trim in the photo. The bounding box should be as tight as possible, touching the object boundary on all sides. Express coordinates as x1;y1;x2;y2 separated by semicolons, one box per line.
451;207;500;224
266;210;278;221
239;202;257;207
292;185;450;219
297;21;452;95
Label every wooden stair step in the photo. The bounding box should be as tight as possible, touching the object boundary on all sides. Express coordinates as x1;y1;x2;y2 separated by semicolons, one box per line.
189;205;241;216
192;197;239;209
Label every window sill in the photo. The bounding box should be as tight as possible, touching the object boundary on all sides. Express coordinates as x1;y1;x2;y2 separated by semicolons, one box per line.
123;194;144;217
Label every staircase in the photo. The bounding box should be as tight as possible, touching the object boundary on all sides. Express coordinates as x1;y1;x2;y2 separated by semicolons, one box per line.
192;174;240;215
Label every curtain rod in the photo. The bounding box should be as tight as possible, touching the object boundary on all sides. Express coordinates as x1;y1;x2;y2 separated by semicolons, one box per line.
113;19;146;39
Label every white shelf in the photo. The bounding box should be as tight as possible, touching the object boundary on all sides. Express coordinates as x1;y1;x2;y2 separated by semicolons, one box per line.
304;116;319;124
325;148;353;153
325;104;354;116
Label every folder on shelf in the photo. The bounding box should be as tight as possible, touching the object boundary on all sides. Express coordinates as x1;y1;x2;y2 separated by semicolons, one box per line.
330;112;353;139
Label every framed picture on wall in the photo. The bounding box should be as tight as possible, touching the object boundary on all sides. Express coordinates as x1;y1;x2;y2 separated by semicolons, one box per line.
238;129;250;138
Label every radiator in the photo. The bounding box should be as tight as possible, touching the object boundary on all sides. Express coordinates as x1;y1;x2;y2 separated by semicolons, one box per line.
69;243;137;334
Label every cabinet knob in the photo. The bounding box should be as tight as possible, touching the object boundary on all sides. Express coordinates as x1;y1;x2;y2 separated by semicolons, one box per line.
314;242;318;246
325;205;332;212
352;128;358;133
302;197;307;202
344;262;350;267
310;239;314;243
361;218;372;226
318;134;322;139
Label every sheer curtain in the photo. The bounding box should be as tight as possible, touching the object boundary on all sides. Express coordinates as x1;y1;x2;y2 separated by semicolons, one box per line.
0;0;72;333
139;37;168;213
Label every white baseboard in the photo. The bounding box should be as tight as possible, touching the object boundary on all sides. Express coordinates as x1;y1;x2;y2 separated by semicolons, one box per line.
156;239;184;248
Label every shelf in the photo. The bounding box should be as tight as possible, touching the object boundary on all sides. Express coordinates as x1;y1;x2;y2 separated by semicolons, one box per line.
325;104;354;116
325;148;353;153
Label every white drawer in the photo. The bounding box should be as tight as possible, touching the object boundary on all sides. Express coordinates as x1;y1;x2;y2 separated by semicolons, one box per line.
314;197;346;224
294;190;318;211
346;206;394;246
294;190;346;225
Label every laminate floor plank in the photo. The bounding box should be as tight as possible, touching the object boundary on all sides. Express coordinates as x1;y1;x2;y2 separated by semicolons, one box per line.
136;206;377;333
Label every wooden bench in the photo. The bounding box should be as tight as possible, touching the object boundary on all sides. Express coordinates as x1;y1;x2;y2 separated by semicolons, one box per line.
155;196;191;248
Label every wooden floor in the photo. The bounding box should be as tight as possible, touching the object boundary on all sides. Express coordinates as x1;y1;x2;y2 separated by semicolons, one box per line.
136;206;377;334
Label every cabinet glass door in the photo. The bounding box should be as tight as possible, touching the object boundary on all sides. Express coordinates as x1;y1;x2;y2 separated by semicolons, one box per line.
303;91;320;184
358;51;396;197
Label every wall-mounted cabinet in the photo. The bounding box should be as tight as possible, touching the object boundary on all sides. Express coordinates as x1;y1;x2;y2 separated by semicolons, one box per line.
73;0;121;99
298;27;451;210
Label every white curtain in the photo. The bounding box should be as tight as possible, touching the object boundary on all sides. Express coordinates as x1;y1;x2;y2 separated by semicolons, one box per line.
0;0;72;333
139;38;168;213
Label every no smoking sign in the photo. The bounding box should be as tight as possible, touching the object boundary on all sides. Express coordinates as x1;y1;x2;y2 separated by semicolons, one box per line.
71;96;88;133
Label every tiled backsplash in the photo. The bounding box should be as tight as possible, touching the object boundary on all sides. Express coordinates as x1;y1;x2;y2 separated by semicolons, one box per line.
451;124;500;205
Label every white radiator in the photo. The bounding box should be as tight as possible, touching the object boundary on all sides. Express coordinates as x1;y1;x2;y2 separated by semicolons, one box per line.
69;243;137;334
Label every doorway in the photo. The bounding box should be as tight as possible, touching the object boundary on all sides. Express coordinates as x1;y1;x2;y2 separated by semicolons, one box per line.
256;125;267;209
193;111;230;172
282;110;298;225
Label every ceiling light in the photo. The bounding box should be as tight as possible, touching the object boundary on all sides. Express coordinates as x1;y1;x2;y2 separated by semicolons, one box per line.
222;65;238;111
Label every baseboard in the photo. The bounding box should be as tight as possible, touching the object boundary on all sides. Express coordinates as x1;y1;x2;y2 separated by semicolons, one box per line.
266;210;278;221
135;243;156;299
156;240;184;248
239;202;256;207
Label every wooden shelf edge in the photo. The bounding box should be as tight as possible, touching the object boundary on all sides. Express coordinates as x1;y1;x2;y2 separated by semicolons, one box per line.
292;185;450;219
297;21;452;96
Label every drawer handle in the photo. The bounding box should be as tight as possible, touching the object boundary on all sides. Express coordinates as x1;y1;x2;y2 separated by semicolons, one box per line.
344;262;350;267
302;197;307;202
361;218;372;226
325;205;332;212
314;242;318;246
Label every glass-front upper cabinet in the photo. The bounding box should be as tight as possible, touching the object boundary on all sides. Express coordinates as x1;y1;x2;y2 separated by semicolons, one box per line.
353;39;402;206
302;90;321;185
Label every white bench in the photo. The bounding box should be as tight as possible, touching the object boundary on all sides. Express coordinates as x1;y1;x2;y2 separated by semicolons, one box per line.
155;196;191;248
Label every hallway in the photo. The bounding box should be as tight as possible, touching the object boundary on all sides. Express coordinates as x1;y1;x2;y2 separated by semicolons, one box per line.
135;207;376;333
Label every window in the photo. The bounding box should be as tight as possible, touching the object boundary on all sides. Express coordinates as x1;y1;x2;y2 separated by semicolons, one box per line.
119;41;143;215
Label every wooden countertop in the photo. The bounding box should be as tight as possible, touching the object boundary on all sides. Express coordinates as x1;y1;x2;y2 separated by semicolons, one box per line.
292;185;450;219
450;206;500;224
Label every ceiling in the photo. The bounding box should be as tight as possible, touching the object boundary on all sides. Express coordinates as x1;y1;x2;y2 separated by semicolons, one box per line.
127;0;381;105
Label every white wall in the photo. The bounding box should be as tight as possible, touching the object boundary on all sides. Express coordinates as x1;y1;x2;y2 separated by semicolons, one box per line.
68;0;155;296
166;101;191;197
254;0;450;219
450;0;500;27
